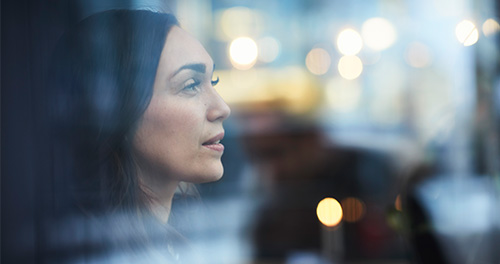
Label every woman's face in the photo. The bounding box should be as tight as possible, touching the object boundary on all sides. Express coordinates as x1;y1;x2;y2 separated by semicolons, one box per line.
133;26;230;184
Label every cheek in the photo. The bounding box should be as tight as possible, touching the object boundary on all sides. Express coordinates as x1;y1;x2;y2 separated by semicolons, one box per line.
132;98;206;178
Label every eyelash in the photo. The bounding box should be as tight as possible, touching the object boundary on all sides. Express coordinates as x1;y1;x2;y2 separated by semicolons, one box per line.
211;76;220;86
182;76;220;94
183;79;201;92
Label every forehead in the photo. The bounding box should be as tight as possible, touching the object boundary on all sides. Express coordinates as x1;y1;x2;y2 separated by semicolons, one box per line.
161;26;213;73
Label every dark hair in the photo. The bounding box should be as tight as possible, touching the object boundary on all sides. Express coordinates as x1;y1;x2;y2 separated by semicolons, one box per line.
46;9;182;261
50;9;178;213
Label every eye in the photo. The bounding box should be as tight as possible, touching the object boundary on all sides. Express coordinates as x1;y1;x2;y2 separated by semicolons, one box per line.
182;78;201;94
211;76;220;87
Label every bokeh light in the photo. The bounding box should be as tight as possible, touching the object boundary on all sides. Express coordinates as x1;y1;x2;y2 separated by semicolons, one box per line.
395;195;402;211
336;28;363;55
305;47;331;75
338;55;363;80
257;37;281;63
229;37;258;70
362;18;397;51
482;18;500;36
341;197;366;222
317;197;343;227
455;20;479;46
325;77;362;112
405;42;432;68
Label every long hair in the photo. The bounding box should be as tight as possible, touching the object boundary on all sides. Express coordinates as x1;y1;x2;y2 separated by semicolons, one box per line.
49;9;177;214
45;9;183;262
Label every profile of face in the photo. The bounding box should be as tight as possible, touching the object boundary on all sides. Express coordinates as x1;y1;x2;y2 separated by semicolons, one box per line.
132;26;231;186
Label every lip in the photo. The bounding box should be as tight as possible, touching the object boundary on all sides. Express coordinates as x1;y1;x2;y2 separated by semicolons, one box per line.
202;132;225;152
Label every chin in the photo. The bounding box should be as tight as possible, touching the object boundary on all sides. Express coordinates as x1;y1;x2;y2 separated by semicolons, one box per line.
203;167;224;183
190;164;224;183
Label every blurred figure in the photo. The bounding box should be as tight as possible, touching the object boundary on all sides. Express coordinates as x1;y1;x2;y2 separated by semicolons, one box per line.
237;106;398;263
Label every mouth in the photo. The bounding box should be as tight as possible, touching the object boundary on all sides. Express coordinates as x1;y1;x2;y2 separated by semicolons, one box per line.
202;132;225;152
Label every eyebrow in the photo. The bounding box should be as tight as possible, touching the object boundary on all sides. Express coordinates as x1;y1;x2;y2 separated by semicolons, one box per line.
170;63;215;79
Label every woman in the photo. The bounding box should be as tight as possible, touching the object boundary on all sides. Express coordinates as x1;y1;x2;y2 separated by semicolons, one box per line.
45;9;230;263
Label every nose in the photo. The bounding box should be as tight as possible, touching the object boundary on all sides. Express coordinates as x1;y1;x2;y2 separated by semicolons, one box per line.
207;87;231;122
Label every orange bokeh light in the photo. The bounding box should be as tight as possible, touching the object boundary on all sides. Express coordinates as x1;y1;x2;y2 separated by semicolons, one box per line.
316;197;343;227
341;197;366;222
395;194;402;211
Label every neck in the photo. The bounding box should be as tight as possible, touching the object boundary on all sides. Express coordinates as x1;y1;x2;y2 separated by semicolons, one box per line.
138;172;179;224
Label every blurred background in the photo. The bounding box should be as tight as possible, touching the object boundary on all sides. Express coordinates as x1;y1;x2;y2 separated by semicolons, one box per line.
2;0;500;263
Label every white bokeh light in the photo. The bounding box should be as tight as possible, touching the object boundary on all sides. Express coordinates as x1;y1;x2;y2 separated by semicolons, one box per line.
362;18;397;51
455;20;479;46
338;55;363;80
229;37;258;70
482;18;500;37
336;28;363;56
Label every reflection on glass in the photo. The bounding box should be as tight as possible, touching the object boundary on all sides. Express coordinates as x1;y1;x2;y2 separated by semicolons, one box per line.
362;17;397;51
317;197;343;227
305;47;331;75
336;28;363;56
405;42;432;68
482;18;500;37
455;20;479;46
338;55;363;80
229;37;258;70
